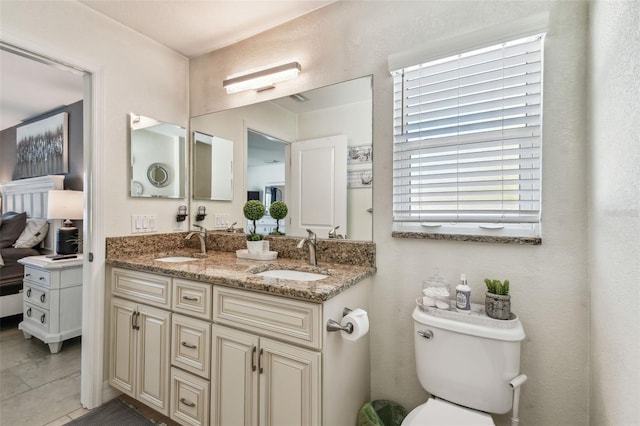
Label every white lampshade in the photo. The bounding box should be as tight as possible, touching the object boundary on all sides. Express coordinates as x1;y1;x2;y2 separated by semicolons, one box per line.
47;190;83;221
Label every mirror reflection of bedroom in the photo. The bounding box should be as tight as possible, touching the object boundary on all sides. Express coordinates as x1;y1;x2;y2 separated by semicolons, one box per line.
0;45;86;420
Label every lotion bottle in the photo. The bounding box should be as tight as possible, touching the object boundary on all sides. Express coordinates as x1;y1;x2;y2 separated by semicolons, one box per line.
456;273;471;314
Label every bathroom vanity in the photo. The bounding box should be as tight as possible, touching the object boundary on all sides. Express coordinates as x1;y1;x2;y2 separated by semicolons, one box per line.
106;242;374;426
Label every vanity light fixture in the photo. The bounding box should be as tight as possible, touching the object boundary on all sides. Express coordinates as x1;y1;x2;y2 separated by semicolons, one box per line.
223;61;301;94
176;205;187;222
196;206;207;222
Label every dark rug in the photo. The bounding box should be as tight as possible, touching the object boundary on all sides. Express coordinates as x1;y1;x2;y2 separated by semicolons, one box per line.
67;398;157;425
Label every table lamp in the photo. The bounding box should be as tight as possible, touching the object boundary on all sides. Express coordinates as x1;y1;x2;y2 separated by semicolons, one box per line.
47;190;83;255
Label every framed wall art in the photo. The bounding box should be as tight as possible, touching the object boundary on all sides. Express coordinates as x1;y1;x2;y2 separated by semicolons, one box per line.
13;112;69;179
347;144;372;165
348;168;373;188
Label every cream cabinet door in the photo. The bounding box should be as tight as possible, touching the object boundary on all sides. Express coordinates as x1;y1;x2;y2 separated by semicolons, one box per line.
109;298;171;416
137;304;171;415
211;325;259;426
109;298;137;396
259;337;321;426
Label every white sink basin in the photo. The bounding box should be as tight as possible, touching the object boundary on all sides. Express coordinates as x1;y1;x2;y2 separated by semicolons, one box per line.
154;256;198;263
255;270;328;282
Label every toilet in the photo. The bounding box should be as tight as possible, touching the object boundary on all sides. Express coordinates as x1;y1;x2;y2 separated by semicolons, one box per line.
402;305;526;425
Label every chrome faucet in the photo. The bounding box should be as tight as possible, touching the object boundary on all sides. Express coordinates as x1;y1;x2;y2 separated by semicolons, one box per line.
328;226;344;239
186;225;207;256
297;229;317;266
226;222;238;233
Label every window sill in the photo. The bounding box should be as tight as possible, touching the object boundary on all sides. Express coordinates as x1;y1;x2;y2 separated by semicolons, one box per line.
391;231;541;246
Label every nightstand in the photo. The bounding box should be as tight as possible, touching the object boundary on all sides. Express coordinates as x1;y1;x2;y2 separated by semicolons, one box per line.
18;254;83;353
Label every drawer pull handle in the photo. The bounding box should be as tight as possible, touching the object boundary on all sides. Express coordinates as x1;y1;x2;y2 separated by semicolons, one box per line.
26;288;31;297
251;346;257;372
179;398;196;408
39;277;45;281
182;295;198;301
259;348;264;374
133;312;140;330
27;307;32;317
40;294;46;303
26;273;31;277
181;341;197;349
40;314;46;324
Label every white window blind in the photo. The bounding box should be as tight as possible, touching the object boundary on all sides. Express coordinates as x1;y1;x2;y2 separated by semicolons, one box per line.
392;33;545;231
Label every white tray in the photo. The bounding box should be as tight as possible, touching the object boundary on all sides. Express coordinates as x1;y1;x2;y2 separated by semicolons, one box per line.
236;250;278;261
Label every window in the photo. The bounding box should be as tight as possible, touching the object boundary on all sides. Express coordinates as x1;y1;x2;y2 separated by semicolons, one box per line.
392;33;545;237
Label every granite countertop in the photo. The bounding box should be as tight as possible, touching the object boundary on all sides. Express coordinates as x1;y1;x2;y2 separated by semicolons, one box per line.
106;250;375;303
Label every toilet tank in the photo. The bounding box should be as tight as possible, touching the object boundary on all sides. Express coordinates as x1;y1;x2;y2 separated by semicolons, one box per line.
412;306;525;414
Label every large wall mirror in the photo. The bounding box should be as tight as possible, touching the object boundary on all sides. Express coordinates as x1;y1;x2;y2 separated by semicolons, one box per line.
129;113;186;198
190;75;373;240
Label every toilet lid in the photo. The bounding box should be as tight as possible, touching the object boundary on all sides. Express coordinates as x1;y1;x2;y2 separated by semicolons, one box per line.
401;398;495;426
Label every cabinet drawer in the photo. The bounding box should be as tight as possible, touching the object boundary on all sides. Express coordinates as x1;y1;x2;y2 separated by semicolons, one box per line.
111;268;171;308
213;287;322;350
24;284;50;310
172;314;211;379
23;303;50;332
173;279;212;320
24;267;50;287
170;367;210;426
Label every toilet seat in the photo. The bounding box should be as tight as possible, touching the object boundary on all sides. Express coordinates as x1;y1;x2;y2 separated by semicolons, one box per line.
401;398;495;426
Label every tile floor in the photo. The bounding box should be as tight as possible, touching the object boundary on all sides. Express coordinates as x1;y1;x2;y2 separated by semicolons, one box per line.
0;315;88;426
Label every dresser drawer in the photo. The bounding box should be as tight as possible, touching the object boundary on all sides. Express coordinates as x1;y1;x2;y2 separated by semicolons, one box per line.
213;286;322;350
23;303;50;332
171;314;211;379
172;279;212;320
24;284;50;310
24;267;50;288
170;367;210;426
111;268;171;308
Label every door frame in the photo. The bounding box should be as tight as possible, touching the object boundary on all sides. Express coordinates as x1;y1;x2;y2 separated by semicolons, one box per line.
0;32;106;409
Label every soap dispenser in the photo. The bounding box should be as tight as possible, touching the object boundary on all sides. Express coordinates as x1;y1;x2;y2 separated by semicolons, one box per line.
456;273;471;314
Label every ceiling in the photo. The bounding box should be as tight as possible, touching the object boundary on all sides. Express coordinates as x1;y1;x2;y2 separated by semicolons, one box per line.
79;0;336;58
1;0;336;131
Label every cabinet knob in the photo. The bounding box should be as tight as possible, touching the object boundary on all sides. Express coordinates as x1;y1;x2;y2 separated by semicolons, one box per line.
39;277;45;281
26;288;31;297
40;314;46;324
179;398;196;408
40;294;46;303
27;307;32;317
25;273;31;277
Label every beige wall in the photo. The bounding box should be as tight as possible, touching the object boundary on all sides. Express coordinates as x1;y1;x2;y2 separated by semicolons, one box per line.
190;1;591;424
589;1;640;425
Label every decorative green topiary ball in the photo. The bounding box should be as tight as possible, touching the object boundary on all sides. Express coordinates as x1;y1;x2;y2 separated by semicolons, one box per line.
269;201;288;220
243;200;265;221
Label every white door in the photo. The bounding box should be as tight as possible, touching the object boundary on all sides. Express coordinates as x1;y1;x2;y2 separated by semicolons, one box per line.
289;135;347;238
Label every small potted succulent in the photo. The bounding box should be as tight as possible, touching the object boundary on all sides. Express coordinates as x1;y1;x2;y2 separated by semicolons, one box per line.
484;278;511;320
243;200;266;253
269;201;288;236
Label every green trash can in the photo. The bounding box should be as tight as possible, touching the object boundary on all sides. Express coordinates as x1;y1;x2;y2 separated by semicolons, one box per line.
357;399;408;426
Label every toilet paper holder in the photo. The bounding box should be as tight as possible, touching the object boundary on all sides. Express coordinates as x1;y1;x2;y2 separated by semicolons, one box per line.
327;307;354;334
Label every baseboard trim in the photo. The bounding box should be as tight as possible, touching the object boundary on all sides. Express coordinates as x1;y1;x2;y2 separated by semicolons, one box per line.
101;381;122;404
